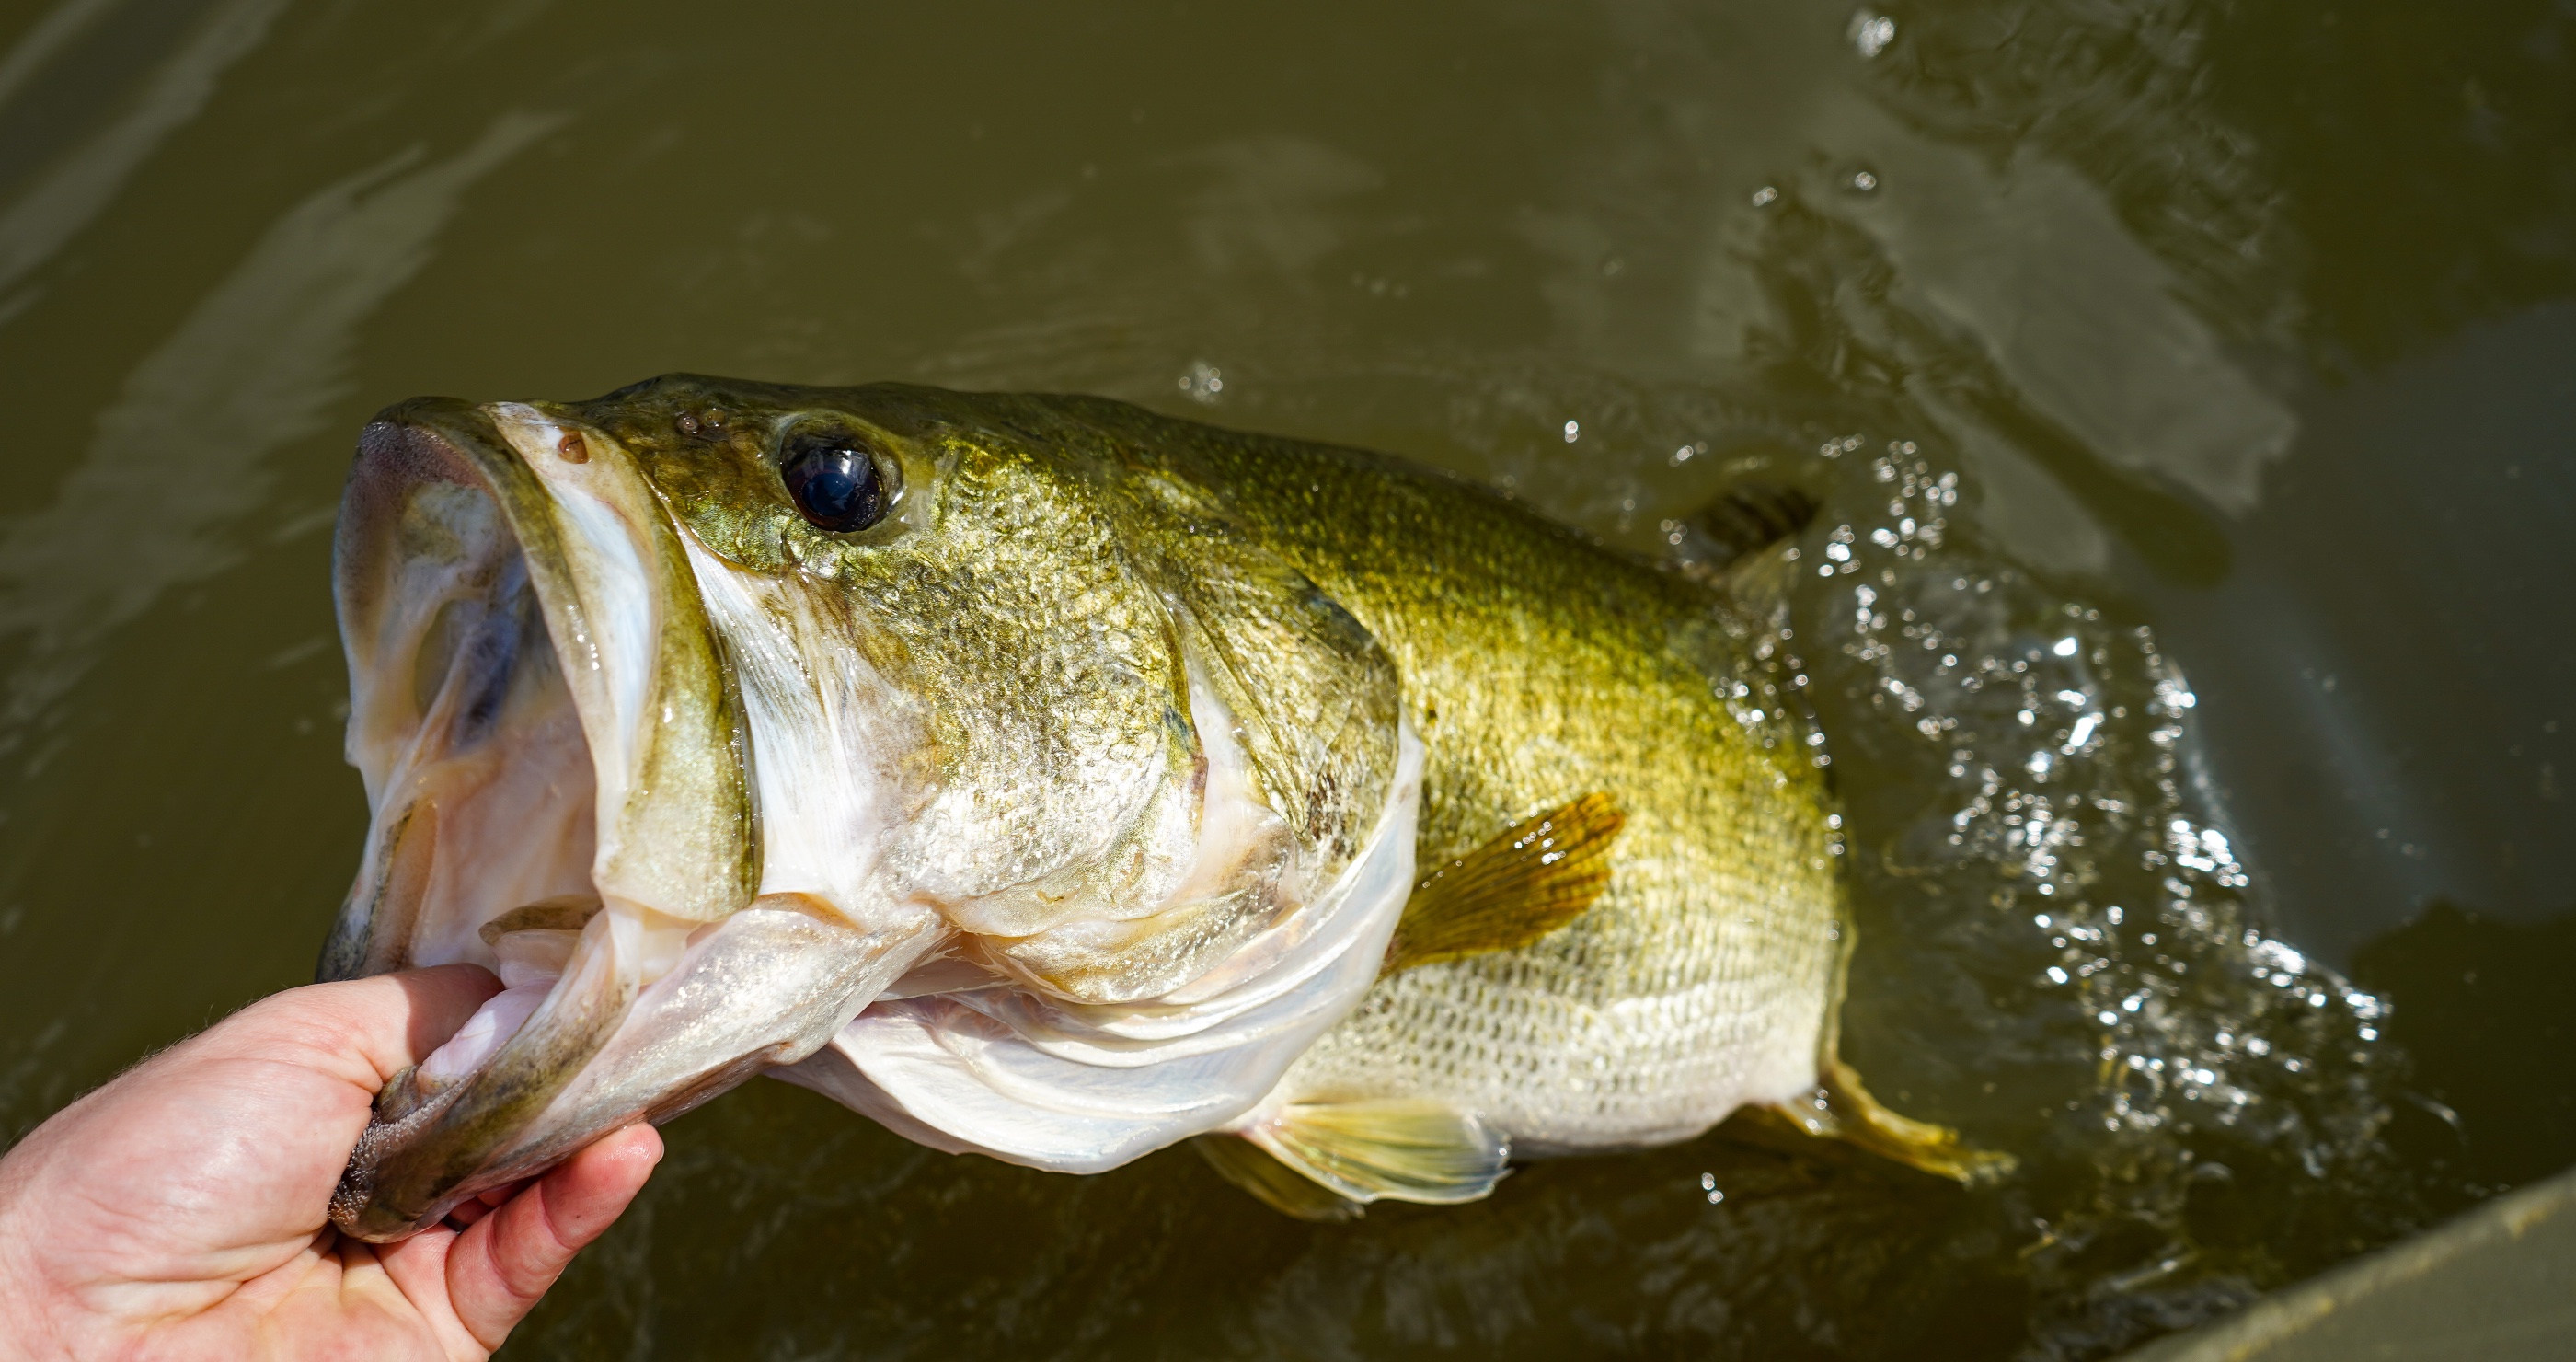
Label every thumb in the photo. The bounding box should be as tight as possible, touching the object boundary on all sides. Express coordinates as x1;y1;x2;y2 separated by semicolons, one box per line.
190;964;503;1094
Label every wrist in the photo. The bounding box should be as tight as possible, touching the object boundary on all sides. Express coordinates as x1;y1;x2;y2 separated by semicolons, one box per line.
0;1139;81;1359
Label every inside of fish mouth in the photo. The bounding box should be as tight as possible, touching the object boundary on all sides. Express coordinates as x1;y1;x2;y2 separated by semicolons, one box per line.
332;421;985;1241
349;448;652;1099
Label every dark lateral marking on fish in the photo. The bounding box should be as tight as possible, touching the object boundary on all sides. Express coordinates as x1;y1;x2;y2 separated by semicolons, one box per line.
1384;792;1625;975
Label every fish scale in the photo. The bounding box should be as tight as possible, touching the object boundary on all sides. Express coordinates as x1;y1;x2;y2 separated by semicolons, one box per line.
1053;398;1849;1165
322;378;1969;1238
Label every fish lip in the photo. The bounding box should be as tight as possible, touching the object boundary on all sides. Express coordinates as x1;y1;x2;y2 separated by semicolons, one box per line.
323;398;759;1240
330;909;638;1240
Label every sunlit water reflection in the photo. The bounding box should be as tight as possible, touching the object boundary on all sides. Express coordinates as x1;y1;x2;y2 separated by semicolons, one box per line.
0;0;2570;1357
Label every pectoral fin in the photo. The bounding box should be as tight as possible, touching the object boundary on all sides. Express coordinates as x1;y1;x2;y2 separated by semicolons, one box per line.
1383;792;1624;975
1212;1099;1510;1218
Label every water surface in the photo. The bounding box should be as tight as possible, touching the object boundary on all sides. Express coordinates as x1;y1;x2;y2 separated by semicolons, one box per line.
1;1;2571;1357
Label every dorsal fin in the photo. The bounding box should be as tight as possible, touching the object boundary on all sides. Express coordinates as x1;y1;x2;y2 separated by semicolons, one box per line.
1383;792;1625;975
1685;481;1822;571
1667;479;1824;621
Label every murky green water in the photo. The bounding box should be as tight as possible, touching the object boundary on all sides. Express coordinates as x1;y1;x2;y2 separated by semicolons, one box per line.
2;1;2571;1356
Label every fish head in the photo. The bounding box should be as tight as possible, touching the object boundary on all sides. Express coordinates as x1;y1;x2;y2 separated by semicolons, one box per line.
324;377;1227;1239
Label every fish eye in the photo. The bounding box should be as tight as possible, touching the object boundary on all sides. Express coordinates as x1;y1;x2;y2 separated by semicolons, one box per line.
777;430;889;532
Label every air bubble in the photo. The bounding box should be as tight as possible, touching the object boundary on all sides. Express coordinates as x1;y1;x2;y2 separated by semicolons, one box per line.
1179;361;1225;402
1848;9;1896;58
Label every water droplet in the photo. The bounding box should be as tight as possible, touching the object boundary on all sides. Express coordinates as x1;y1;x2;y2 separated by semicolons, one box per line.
1847;9;1896;58
1179;361;1225;403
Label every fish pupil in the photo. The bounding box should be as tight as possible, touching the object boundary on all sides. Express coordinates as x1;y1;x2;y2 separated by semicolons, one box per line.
780;433;886;531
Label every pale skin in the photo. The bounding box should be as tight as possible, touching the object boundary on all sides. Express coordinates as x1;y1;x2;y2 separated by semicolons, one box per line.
0;964;661;1360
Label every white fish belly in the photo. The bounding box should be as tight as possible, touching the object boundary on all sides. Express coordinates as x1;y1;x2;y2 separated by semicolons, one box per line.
1267;853;1840;1154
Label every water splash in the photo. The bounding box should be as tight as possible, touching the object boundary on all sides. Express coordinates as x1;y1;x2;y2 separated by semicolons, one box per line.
1757;438;2418;1345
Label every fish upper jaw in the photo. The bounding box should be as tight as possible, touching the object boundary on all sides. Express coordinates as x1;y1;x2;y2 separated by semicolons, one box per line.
328;399;759;973
484;401;759;925
328;399;882;1241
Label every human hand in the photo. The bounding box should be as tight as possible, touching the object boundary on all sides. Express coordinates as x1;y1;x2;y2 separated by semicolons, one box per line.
0;965;661;1360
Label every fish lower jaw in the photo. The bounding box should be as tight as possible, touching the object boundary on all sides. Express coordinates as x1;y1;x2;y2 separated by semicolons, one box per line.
332;897;941;1241
411;898;696;1082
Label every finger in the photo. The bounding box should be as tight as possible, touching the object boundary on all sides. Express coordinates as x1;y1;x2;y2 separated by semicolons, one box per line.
365;1226;489;1360
442;1182;523;1229
446;1124;662;1350
192;964;503;1092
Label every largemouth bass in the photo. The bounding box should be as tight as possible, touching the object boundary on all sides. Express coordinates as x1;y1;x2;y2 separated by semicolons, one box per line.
322;375;1989;1240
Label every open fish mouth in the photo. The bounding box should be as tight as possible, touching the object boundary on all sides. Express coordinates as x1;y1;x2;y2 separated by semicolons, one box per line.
322;399;922;1241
